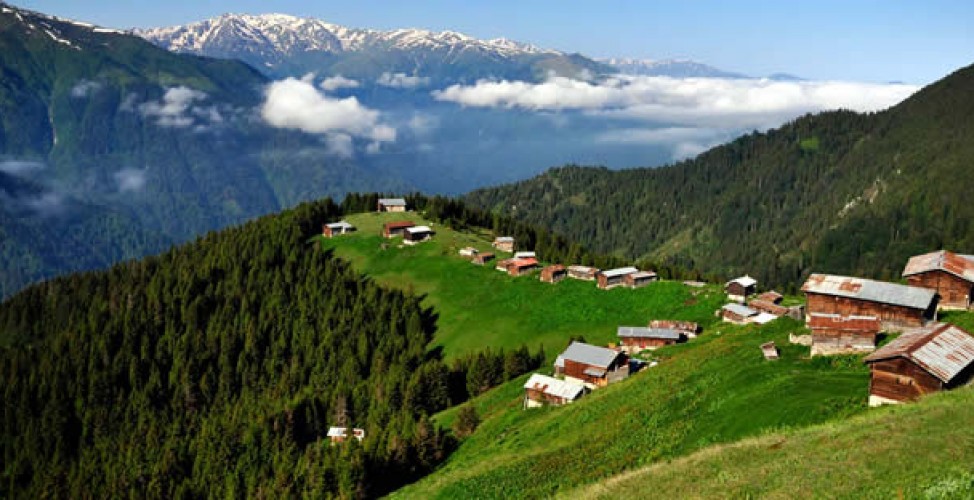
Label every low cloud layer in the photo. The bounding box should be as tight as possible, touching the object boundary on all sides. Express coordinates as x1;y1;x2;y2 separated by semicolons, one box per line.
139;86;223;128
0;160;45;175
70;80;103;98
114;168;147;193
320;75;360;91
433;75;919;130
261;75;396;154
377;72;431;89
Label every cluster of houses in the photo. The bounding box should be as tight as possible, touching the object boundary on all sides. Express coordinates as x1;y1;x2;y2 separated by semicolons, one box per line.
718;276;802;325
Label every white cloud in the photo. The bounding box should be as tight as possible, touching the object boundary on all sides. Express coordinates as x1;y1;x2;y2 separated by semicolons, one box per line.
377;72;431;89
325;134;354;158
70;80;102;98
432;75;919;130
320;75;360;91
25;192;64;215
406;112;439;136
261;75;396;148
595;127;730;161
0;160;45;175
139;86;213;128
114;168;147;193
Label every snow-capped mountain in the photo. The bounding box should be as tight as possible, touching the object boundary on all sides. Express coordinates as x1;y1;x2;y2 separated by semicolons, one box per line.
135;13;600;82
599;58;748;79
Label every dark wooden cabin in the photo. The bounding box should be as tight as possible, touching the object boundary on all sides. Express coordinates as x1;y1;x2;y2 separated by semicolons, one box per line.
597;267;638;290
472;252;495;265
554;342;629;388
540;265;567;283
567;265;599;281
625;271;658;289
725;275;757;302
807;313;881;356
382;221;414;238
403;225;434;244
801;274;938;329
902;250;974;310
864;323;974;406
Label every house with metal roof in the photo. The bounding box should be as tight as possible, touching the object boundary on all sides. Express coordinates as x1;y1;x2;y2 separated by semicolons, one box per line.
567;265;599;281
720;303;758;325
802;273;939;329
322;220;355;238
625;271;658;289
554;341;629;388
864;323;974;406
523;373;586;408
492;236;515;252
617;326;685;353
377;198;407;212
403;225;434;245
597;267;639;290
903;250;974;310
807;313;882;356
726;275;758;302
327;427;366;444
382;220;414;238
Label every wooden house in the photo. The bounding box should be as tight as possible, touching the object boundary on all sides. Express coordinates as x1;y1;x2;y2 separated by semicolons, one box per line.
902;250;974;310
492;236;515;253
504;257;538;277
756;291;784;304
725;275;757;302
322;220;355;238
649;320;701;339
327;427;365;444
617;326;685;353
748;299;789;317
382;221;414;238
403;225;434;245
864;323;974;406
720;303;758;325
377;198;407;212
540;265;567;283
597;267;639;290
472;252;495;265
523;373;586;408
458;247;479;257
625;271;658;289
554;341;629;389
808;313;881;356
801;274;938;329
760;341;779;360
568;265;599;281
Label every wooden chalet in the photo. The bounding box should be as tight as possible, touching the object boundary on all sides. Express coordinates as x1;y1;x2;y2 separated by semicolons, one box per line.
322;220;355;238
725;275;757;302
864;323;974;406
649;320;701;338
756;291;784;304
403;225;434;245
748;299;789;317
523;373;586;408
327;427;365;444
377;198;407;212
472;252;495;265
458;247;479;257
720;303;758;325
503;257;538;277
382;221;414;238
617;326;685;353
808;313;881;356
902;250;974;310
492;236;515;253
597;267;639;290
554;341;629;389
801;274;938;329
540;265;567;283
625;271;658;289
760;341;779;360
568;265;599;281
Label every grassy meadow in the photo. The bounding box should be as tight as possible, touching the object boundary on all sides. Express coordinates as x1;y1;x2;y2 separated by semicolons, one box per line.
315;211;727;359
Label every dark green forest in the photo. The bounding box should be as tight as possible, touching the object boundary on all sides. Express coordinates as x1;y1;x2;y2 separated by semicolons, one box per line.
0;197;560;497
466;63;974;291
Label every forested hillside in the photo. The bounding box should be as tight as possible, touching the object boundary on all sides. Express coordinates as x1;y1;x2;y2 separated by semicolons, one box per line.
466;63;974;289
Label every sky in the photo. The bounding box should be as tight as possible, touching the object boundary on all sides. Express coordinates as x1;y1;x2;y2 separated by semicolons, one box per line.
17;0;973;84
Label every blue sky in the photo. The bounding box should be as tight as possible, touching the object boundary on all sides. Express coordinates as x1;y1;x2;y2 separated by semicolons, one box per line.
18;0;973;84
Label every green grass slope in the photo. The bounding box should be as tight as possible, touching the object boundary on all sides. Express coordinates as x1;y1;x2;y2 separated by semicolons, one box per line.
393;319;872;498
573;386;974;499
316;211;727;358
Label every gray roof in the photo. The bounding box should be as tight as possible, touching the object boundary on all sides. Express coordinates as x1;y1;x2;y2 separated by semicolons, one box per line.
555;341;621;369
378;198;407;206
802;273;937;310
722;303;757;317
405;225;433;234
494;236;514;242
629;271;657;279
523;373;585;400
325;220;354;230
865;324;974;383
726;275;757;288
601;267;639;278
617;326;682;340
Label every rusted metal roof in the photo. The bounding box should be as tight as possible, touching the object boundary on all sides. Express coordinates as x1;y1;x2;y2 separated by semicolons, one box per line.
555;341;621;369
808;313;881;333
726;275;757;288
757;291;784;304
542;264;566;272
568;265;599;274
617;326;682;340
801;273;936;310
383;220;415;230
902;250;974;283
524;373;585;400
865;324;974;383
629;271;658;280
648;320;700;333
601;267;639;278
749;299;789;316
510;257;538;268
